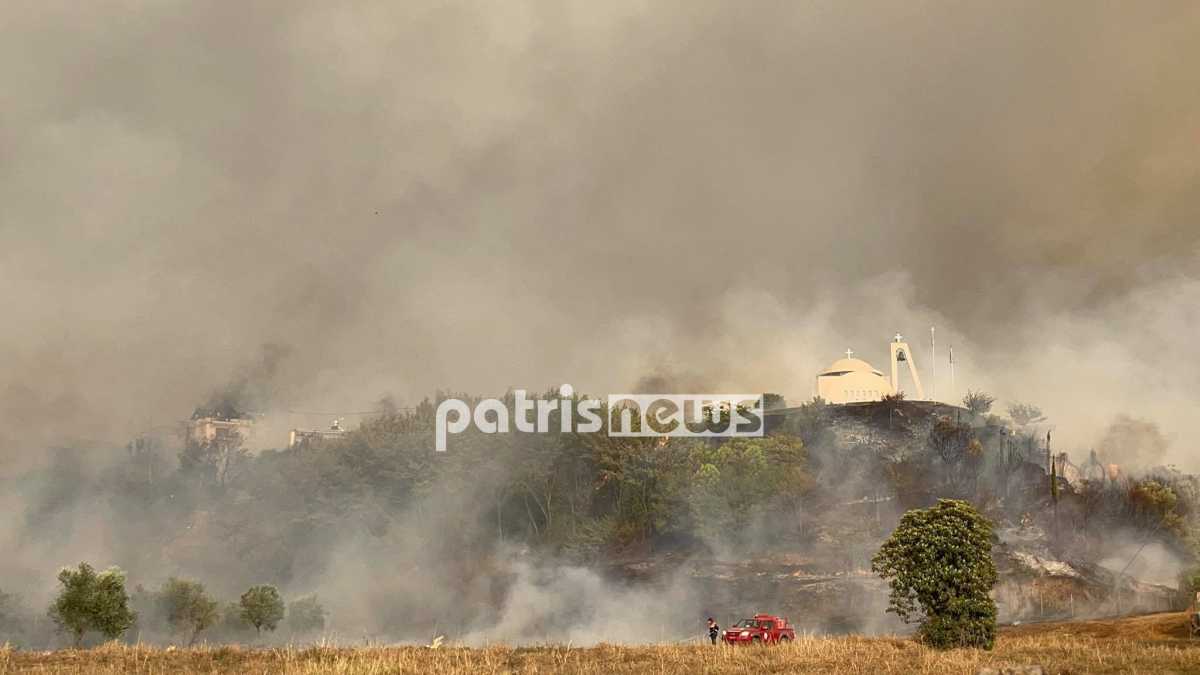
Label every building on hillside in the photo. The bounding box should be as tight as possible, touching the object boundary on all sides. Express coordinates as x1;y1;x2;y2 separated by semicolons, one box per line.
816;334;926;404
185;416;254;446
288;418;346;449
816;351;895;404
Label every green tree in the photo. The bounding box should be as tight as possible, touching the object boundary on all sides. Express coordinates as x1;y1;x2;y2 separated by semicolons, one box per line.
286;595;327;634
239;585;284;636
871;500;998;649
687;436;810;548
160;578;219;645
48;563;136;646
584;407;691;546
1128;479;1184;534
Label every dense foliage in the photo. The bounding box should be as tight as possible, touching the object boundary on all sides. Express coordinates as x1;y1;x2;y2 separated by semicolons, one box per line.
47;563;136;645
239;585;285;635
872;500;998;649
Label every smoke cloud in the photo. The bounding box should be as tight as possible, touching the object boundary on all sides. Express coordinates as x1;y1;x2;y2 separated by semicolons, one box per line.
1;0;1199;646
3;1;1199;464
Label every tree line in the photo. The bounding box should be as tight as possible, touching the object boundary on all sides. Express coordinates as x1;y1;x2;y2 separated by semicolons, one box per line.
3;388;1196;644
16;562;323;647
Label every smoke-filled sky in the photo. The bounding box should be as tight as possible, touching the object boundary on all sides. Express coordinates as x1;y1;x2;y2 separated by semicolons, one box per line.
3;1;1199;466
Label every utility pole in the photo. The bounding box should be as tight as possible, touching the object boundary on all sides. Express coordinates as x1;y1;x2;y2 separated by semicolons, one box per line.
1047;430;1058;540
930;327;937;402
949;345;955;403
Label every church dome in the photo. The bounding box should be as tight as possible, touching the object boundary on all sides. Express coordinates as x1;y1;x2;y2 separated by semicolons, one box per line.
820;357;884;377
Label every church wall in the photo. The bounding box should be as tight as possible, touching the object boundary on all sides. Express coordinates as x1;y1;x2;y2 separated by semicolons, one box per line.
817;371;894;404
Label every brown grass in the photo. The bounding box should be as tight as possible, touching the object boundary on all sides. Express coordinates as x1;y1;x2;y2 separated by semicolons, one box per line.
3;613;1198;674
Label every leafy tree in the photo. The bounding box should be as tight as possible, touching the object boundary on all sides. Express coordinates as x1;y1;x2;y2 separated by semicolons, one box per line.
160;578;219;645
286;595;327;634
1007;403;1046;429
872;500;998;649
584;407;691;546
961;391;994;416
48;563;136;646
1128;479;1184;534
239;585;284;636
687;436;810;549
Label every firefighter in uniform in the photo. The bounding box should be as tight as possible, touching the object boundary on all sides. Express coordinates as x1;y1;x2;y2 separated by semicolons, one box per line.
707;617;720;645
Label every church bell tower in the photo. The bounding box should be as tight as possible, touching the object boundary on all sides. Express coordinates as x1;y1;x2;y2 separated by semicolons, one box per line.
889;333;926;399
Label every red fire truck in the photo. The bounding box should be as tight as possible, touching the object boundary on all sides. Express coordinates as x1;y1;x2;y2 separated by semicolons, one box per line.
721;614;795;645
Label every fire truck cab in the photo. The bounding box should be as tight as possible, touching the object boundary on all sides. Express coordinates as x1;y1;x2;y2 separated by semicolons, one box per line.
721;614;795;645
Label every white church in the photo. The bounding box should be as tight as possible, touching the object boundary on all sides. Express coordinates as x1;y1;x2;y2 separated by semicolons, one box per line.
816;334;926;404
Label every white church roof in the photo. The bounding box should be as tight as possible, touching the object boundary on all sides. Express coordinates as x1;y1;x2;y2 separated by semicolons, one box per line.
820;357;885;377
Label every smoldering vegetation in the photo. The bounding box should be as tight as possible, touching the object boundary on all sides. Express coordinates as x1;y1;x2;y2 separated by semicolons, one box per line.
1;391;1197;648
2;0;1200;650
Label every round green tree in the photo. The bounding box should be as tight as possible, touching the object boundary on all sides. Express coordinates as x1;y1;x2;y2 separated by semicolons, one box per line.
48;563;136;646
871;499;998;649
239;585;285;636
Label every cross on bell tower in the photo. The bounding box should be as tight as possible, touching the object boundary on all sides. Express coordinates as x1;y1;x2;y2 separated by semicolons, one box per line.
889;333;925;399
845;348;855;359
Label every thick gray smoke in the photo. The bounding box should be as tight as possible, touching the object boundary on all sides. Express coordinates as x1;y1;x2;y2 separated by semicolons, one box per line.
3;1;1199;465
1;0;1198;645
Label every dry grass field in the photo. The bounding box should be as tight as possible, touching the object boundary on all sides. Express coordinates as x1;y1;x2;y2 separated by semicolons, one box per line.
2;613;1197;674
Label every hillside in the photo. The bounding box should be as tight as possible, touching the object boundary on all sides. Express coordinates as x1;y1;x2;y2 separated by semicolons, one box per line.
2;395;1195;647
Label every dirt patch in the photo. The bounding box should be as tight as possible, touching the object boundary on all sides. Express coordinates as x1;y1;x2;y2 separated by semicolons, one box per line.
1001;611;1193;641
